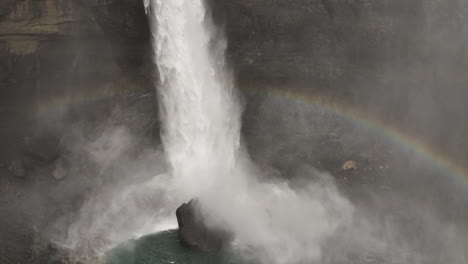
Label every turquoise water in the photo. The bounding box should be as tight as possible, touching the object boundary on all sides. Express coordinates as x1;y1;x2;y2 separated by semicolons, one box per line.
107;230;250;264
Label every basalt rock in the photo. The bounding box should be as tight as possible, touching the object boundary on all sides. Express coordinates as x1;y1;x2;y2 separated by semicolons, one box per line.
176;199;228;251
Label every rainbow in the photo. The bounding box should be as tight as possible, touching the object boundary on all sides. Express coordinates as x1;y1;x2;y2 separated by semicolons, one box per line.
30;82;468;185
241;84;468;185
33;84;152;118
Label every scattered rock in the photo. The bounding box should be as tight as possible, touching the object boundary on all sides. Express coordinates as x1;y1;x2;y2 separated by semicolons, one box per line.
176;199;229;251
52;164;67;180
8;160;26;177
245;57;255;64
342;160;357;171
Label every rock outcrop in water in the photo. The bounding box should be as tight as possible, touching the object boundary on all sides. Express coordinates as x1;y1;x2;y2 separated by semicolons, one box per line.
176;199;228;251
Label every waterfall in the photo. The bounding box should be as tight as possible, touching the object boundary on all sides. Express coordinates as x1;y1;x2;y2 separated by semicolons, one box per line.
148;1;353;263
149;0;242;199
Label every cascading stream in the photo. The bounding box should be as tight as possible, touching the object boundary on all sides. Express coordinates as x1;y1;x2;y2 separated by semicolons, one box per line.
146;1;354;263
149;0;242;200
46;2;468;263
147;1;353;263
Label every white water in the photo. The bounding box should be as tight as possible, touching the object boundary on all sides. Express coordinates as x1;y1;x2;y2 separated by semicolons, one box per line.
150;0;242;200
49;1;353;262
148;1;354;263
45;2;468;263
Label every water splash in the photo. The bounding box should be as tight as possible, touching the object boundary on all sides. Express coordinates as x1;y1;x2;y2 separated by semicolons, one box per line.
148;1;353;263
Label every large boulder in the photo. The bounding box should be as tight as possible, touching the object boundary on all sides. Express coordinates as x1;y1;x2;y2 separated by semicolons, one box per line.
176;199;228;251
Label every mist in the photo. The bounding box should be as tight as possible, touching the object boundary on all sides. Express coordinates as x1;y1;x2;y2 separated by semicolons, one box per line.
51;0;468;262
1;0;467;264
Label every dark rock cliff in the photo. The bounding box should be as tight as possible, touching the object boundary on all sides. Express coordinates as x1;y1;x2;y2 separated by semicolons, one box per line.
0;0;151;134
1;0;467;198
2;0;467;134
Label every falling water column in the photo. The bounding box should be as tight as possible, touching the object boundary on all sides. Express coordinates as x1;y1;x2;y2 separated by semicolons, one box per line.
148;0;242;199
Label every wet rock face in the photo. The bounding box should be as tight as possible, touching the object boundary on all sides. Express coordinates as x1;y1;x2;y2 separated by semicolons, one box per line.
0;0;152;137
176;199;228;251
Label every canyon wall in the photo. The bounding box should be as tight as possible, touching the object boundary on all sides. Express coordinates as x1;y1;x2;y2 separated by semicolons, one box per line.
1;1;468;263
1;0;468;180
2;0;466;134
0;0;151;129
1;0;468;178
